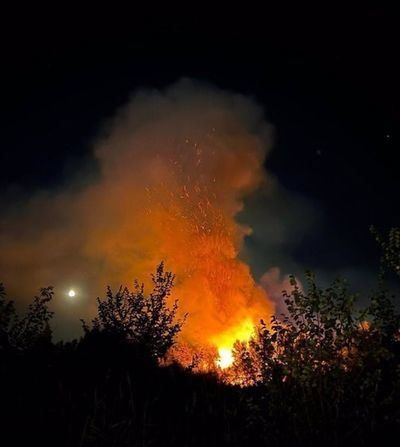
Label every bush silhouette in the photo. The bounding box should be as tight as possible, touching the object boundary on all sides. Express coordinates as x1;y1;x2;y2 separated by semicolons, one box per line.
0;284;54;351
228;229;400;444
0;232;399;446
82;262;186;360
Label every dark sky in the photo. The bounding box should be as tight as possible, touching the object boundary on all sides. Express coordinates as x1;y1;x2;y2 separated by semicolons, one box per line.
1;6;399;291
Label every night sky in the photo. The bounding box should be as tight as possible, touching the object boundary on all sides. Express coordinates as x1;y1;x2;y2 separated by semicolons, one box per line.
1;7;399;307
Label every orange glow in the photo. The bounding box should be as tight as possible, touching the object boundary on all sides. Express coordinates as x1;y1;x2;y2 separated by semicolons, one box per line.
213;317;255;369
0;81;275;370
142;165;273;358
359;320;371;331
217;348;234;369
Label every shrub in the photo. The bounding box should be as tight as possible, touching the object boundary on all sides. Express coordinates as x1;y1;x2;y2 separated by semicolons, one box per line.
82;262;186;359
0;284;53;351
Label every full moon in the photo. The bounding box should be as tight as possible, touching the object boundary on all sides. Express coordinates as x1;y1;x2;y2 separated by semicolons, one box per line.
68;289;76;297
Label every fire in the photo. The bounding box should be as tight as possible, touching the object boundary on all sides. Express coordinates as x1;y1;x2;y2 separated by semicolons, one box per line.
167;316;258;372
87;85;276;365
217;348;234;369
213;317;255;369
359;320;371;331
0;80;276;369
141;156;273;366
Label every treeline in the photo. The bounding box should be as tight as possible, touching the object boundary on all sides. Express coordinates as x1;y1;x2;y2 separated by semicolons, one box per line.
1;229;400;446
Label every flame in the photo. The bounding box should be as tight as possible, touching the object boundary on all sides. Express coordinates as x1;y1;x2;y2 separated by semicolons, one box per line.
92;82;276;364
141;154;273;364
213;317;255;369
0;80;275;369
217;348;234;369
359;320;371;331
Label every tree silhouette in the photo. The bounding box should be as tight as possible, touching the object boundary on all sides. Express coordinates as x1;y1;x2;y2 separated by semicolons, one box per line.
0;284;54;351
228;229;400;442
371;226;400;278
1;233;400;446
83;262;186;359
0;283;17;350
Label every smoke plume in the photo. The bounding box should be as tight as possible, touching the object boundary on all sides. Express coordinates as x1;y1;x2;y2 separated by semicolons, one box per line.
0;79;278;346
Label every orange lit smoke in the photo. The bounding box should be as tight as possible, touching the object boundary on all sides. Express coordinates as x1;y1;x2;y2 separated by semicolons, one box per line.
0;79;275;363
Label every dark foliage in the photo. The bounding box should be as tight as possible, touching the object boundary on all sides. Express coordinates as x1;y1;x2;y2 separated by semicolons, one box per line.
1;234;400;446
371;225;400;278
81;262;186;359
0;284;53;351
231;271;400;445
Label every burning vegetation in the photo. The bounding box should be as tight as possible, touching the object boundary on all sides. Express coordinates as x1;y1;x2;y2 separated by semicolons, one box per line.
1;229;400;445
1;80;400;444
0;79;275;360
1;233;400;446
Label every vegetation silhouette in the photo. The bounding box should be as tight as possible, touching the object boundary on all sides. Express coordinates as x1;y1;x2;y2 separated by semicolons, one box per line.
81;262;186;360
0;233;400;446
